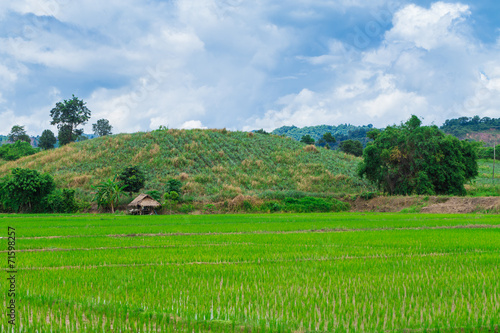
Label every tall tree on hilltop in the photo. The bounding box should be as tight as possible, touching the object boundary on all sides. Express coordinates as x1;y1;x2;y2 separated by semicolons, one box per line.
38;129;57;150
50;95;91;146
8;125;30;143
92;119;113;137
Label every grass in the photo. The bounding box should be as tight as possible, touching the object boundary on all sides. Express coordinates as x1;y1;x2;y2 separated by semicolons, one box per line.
1;213;499;331
466;159;500;196
0;129;375;204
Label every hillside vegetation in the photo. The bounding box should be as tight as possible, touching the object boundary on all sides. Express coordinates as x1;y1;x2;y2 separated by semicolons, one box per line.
272;124;374;147
0;129;373;202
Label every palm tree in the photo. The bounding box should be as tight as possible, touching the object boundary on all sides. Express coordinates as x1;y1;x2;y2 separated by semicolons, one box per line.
92;176;126;213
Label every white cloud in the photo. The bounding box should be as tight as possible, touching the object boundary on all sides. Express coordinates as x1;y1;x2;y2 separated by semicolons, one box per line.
245;1;500;131
180;120;208;130
1;1;500;136
387;2;470;50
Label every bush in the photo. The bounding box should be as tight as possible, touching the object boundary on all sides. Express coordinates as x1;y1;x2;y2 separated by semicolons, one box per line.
165;179;183;195
43;189;79;213
119;166;145;194
260;201;282;213
282;197;350;213
146;190;162;202
0;141;39;161
179;204;194;214
1;168;55;213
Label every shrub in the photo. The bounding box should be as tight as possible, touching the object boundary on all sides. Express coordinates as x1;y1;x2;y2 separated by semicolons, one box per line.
43;189;79;213
303;145;319;153
1;168;55;213
146;190;162;202
0;141;39;161
179;204;194;214
260;201;282;213
119;166;145;194
165;179;183;195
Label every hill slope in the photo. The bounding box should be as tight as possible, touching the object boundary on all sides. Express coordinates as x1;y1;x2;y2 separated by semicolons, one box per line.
0;129;373;201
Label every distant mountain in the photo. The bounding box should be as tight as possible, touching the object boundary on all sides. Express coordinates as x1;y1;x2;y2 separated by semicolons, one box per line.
440;116;500;145
271;124;376;147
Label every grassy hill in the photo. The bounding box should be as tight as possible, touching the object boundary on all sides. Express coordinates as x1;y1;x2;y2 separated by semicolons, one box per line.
0;129;373;203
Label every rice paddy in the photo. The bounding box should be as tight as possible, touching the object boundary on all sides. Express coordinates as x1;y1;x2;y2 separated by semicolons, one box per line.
1;213;499;332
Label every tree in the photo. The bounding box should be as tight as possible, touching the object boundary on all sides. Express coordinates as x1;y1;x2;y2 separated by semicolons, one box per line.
165;179;182;195
300;135;315;145
0;168;55;212
358;115;478;196
93;119;113;137
38;129;57;150
118;166;145;195
322;132;336;144
92;176;126;213
340;140;363;157
50;95;91;146
8;125;30;143
0;141;39;161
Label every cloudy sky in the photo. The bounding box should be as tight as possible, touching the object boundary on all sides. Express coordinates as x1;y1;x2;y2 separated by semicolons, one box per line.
1;0;500;135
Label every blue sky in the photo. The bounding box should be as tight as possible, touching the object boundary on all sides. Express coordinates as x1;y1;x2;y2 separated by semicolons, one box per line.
1;0;500;135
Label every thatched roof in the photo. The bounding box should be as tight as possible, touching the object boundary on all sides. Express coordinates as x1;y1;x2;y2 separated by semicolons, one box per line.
128;194;161;208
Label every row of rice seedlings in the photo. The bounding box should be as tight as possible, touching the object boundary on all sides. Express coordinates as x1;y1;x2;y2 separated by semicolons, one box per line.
11;252;500;331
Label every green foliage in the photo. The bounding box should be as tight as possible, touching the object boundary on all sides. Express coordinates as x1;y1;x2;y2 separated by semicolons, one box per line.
477;145;500;160
300;135;315;144
165;179;183;195
0;129;374;201
8;125;30;143
92;176;126;213
0;140;39;161
273;124;374;148
93;118;113;136
0;168;55;212
339;139;363;157
119;166;145;194
43;189;79;213
441;116;500;137
359;115;479;196
50;95;91;146
254;129;269;135
38;129;57;150
179;203;194;214
145;190;162;202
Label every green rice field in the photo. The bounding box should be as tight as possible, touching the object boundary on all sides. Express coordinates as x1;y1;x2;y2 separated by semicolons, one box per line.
1;213;499;332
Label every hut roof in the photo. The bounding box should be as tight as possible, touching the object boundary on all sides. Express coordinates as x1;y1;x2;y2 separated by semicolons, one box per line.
128;194;161;208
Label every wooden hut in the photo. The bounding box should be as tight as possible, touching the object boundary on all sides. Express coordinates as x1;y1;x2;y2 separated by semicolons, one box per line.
128;194;161;215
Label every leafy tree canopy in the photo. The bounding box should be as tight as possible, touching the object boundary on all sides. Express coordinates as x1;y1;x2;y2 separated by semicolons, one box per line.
300;135;315;145
93;118;113;137
165;179;182;195
38;129;57;150
119;166;145;194
339;140;363;157
358;115;478;196
50;95;91;145
322;132;336;144
0;141;39;161
0;168;55;212
8;125;30;143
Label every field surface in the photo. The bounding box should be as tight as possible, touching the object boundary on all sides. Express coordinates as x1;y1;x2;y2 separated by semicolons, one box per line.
1;213;499;332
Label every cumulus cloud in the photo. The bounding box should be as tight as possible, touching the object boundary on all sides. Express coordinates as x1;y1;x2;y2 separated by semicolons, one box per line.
1;1;500;135
245;1;500;130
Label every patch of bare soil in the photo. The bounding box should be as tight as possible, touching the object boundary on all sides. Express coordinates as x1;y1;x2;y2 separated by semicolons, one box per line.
420;197;500;214
350;196;500;214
